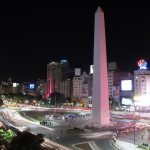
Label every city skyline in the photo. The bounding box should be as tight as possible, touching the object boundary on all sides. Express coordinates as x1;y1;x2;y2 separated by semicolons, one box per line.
0;1;150;81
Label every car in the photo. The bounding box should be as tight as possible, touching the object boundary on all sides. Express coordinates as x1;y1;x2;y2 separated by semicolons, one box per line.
119;106;127;111
125;106;135;112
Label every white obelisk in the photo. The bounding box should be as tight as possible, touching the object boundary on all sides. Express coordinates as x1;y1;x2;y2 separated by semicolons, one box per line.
92;6;110;127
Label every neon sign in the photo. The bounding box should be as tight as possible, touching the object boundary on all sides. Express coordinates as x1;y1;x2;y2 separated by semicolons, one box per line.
138;59;147;69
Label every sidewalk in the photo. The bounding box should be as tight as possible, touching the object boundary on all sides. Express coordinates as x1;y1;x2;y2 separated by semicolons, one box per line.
116;139;142;150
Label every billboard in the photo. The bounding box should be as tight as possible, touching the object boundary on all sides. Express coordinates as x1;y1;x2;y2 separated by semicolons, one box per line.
90;65;94;74
121;97;133;106
13;83;19;87
28;83;35;90
138;59;148;70
121;80;132;91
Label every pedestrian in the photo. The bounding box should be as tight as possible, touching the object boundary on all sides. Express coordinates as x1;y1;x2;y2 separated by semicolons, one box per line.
142;135;144;140
116;130;119;137
116;130;119;134
43;132;45;137
56;136;59;142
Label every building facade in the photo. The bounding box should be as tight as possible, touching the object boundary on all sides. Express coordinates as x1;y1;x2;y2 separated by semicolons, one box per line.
46;60;71;98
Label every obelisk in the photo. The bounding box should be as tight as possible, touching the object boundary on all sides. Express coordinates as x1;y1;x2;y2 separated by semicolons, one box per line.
92;6;110;127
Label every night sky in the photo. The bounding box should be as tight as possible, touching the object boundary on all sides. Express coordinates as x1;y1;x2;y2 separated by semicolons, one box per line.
0;1;150;82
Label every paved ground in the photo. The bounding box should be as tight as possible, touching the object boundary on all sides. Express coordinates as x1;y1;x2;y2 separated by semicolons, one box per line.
116;139;142;150
18;108;150;149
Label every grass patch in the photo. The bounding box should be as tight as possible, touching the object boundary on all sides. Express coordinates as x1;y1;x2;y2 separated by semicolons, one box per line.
19;111;46;121
66;127;84;134
19;110;80;122
137;144;150;150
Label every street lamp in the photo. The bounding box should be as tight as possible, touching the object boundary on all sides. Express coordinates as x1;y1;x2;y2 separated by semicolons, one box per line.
132;99;136;146
133;102;140;147
54;95;56;108
133;105;135;146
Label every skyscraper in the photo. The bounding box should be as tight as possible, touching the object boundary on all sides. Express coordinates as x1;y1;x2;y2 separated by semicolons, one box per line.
47;62;62;97
92;7;110;127
46;60;70;98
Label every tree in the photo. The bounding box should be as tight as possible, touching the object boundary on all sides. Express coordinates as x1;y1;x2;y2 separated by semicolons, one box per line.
0;98;3;106
50;92;65;106
109;97;113;109
0;127;15;150
0;136;9;150
9;131;44;150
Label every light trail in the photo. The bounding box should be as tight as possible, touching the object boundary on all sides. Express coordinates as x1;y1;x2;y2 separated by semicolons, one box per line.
0;109;72;150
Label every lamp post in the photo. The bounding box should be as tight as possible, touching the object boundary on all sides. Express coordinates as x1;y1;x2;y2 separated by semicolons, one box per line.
133;101;140;146
133;105;140;146
55;96;56;108
133;100;136;146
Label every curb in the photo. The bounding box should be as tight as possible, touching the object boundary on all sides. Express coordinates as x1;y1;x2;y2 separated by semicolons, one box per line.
110;140;121;150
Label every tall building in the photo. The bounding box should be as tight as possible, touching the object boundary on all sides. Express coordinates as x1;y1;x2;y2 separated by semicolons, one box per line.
46;60;70;98
88;74;93;98
134;59;150;106
60;60;70;80
107;61;134;107
108;62;119;99
92;6;110;127
47;62;61;97
72;70;92;107
12;83;19;94
81;71;93;98
119;72;134;106
72;76;83;99
108;62;117;99
134;70;150;97
36;79;46;98
60;79;71;99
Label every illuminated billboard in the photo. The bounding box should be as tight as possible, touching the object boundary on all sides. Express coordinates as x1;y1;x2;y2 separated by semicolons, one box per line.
121;97;133;105
28;83;35;90
90;65;94;74
13;83;19;87
138;59;147;69
121;80;132;91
